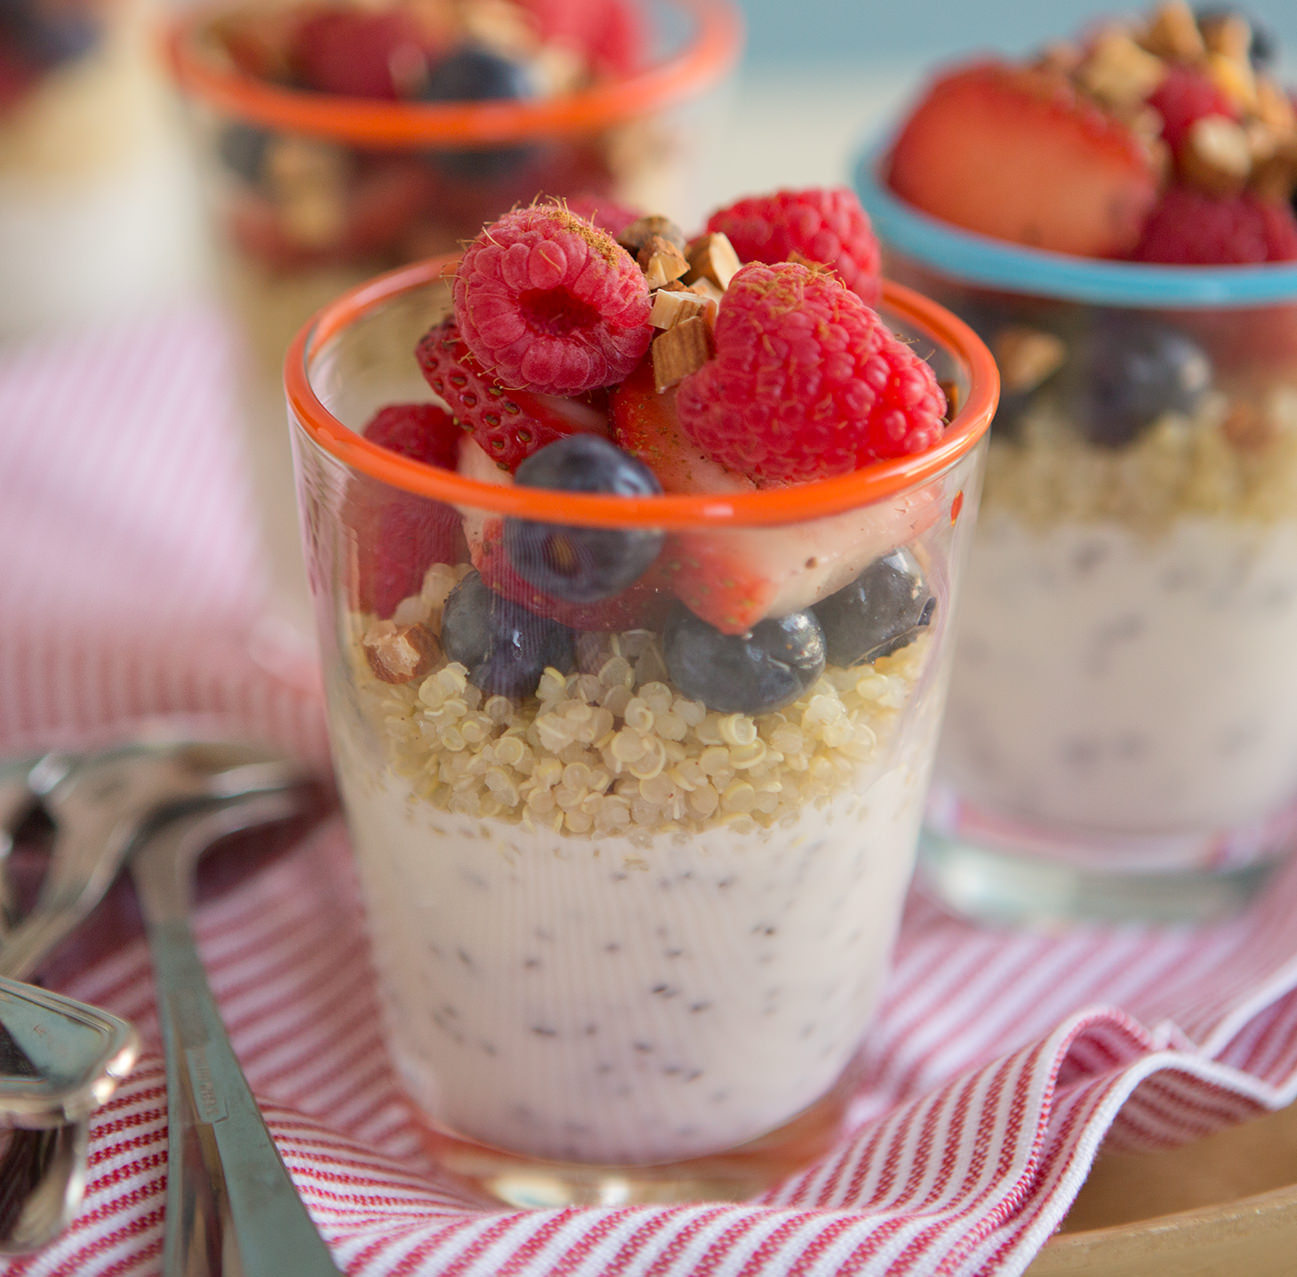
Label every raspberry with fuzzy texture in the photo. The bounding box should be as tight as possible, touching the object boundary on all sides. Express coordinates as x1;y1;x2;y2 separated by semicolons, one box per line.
417;317;610;472
290;6;431;99
676;262;947;485
453;204;652;395
1147;65;1239;155
1131;186;1297;264
706;187;882;304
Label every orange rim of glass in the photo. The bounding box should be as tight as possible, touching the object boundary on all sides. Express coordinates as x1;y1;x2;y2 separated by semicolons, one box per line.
167;0;743;147
285;256;999;531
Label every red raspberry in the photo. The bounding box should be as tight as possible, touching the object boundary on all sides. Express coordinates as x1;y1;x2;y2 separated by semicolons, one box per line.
1146;65;1240;155
291;6;431;99
416;317;610;472
676;262;947;485
452;204;652;395
705;187;883;305
1131;186;1297;264
562;191;644;238
350;403;465;616
511;0;644;77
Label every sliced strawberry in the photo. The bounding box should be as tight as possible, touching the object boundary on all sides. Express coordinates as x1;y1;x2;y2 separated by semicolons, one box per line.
458;437;668;631
349;403;466;617
416;317;610;473
887;59;1160;258
612;361;942;634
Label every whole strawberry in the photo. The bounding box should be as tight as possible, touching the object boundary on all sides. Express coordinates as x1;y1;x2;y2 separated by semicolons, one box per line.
676;262;947;486
706;187;882;304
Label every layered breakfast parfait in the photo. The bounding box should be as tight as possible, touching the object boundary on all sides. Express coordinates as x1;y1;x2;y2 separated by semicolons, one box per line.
1;0;185;335
284;188;994;1202
170;0;740;643
857;1;1297;920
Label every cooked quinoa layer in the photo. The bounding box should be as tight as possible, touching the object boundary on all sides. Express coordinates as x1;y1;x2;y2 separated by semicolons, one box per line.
345;565;928;846
985;386;1297;533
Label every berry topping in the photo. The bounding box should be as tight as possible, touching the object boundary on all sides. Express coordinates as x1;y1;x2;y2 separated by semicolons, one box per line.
1067;316;1214;447
416;316;610;472
351;403;465;616
1146;64;1240;156
675;261;948;485
662;605;826;715
505;435;665;602
1130;186;1297;263
705;187;883;305
886;60;1160;257
423;41;538;103
441;569;575;698
290;6;430;99
813;551;936;668
452;204;653;395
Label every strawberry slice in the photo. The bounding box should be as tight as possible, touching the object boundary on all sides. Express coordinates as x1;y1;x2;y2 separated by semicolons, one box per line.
458;437;668;631
886;59;1159;258
349;403;466;617
416;317;610;473
612;360;942;635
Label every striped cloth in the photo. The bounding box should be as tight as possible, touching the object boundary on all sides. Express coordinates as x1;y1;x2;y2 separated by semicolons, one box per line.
3;307;1297;1276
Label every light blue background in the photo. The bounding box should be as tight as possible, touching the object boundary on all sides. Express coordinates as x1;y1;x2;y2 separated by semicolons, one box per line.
735;0;1297;68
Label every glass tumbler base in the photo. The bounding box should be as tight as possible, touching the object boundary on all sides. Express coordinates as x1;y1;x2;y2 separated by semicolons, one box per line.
918;825;1281;926
412;1063;861;1208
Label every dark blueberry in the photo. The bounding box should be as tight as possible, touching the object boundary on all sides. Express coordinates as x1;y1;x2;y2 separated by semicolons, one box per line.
662;605;826;715
420;42;539;180
2;0;97;66
1068;315;1213;448
1196;8;1276;67
505;436;664;603
813;550;936;669
216;121;274;186
441;570;574;699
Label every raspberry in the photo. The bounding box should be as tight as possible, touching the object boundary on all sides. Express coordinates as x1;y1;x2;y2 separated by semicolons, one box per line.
705;187;883;305
452;204;652;395
290;6;431;99
351;403;465;617
1131;186;1297;264
416;317;610;472
1146;65;1239;155
676;262;947;485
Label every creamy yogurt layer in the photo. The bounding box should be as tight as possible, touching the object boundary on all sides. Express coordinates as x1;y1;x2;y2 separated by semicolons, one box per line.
333;725;928;1164
939;514;1297;857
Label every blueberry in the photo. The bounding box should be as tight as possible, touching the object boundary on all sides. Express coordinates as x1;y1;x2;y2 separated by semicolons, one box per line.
662;605;826;715
217;121;273;186
441;570;574;698
1069;315;1213;448
813;551;936;669
420;42;539;180
505;436;664;603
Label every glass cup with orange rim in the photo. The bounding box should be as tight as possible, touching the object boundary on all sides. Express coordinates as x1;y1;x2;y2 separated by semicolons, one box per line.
283;252;996;1206
167;0;743;667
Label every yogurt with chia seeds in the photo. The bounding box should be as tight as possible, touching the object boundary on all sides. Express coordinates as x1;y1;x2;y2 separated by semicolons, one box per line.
333;740;927;1164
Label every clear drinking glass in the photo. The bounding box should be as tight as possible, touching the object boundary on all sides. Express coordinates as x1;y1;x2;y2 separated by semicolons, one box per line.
857;153;1297;924
283;256;995;1205
167;0;742;662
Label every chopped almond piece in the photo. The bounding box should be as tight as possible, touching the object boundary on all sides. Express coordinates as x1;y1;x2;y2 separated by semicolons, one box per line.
684;232;742;291
651;317;714;391
1142;1;1205;63
1181;115;1252;195
650;287;717;330
638;235;690;289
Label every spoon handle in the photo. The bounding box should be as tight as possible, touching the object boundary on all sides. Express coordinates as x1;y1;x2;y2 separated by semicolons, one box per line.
132;799;342;1277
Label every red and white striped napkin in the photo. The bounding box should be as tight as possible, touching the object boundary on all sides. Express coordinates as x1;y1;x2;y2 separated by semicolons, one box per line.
3;308;1297;1276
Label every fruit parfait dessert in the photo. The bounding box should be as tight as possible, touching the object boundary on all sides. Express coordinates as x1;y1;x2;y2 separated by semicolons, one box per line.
169;0;741;650
284;188;995;1204
856;1;1297;923
1;0;185;336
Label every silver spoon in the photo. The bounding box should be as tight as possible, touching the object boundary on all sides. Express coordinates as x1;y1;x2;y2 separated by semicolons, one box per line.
130;790;343;1277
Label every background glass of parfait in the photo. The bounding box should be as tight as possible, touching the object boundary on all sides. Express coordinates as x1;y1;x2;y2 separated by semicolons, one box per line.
283;255;995;1207
166;0;742;667
1;0;196;337
857;153;1297;925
